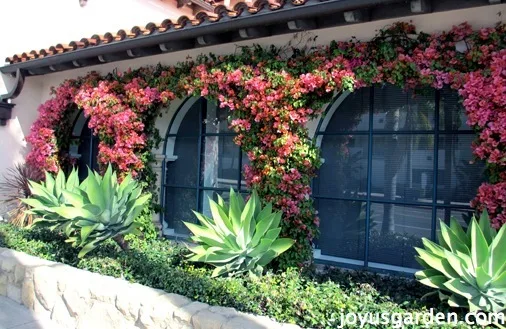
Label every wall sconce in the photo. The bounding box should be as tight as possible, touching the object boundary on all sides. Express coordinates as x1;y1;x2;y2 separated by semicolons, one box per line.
0;101;14;126
0;69;24;126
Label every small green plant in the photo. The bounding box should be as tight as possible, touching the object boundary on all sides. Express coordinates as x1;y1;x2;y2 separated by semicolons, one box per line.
184;189;294;277
22;165;151;257
415;211;506;314
0;222;483;329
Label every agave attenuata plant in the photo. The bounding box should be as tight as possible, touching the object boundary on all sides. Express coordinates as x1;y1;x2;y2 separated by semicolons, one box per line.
22;165;150;257
415;211;506;313
184;188;294;277
21;167;81;232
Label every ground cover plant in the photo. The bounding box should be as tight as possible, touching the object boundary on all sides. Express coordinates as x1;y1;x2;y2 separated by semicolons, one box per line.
0;222;492;329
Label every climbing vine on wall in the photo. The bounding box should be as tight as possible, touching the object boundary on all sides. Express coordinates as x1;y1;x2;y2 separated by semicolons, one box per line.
26;21;506;267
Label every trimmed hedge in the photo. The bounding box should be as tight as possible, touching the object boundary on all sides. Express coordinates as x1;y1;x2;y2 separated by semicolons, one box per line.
0;223;486;328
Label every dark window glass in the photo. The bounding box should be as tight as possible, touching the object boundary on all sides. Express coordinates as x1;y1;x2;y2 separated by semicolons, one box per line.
373;85;435;131
176;98;201;136
204;103;230;134
437;135;486;206
163;98;248;235
201;136;240;188
76;135;99;180
71;111;99;181
165;136;199;187
164;187;198;235
323;88;370;132
436;208;475;230
368;203;429;269
439;87;470;131
314;198;366;261
315;135;368;199
371;134;434;203
314;85;485;271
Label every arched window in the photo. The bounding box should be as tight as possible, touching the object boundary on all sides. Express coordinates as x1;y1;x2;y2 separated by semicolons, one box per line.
162;97;249;237
69;111;99;180
313;84;485;272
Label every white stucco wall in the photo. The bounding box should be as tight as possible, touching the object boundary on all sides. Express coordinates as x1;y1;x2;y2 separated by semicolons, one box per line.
0;3;505;178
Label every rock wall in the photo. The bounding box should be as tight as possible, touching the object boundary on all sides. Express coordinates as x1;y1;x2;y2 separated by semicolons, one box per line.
0;248;300;329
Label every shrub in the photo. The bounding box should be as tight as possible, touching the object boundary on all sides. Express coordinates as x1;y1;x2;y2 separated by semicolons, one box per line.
0;222;484;328
415;211;506;315
132;203;158;241
184;189;294;277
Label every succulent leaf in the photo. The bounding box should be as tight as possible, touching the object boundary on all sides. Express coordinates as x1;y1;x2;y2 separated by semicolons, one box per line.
479;210;496;244
490;225;506;275
418;275;449;290
415;212;506;313
184;188;294;277
22;165;150;258
469;218;489;268
450;217;470;247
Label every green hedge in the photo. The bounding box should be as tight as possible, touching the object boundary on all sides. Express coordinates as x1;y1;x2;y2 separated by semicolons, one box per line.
0;223;486;328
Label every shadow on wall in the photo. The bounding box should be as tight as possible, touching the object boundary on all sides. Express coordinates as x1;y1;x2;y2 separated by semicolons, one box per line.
0;114;30;225
0;76;45;179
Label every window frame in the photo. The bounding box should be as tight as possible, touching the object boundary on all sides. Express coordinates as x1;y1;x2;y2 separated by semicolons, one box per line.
312;85;479;273
69;110;99;180
161;97;249;236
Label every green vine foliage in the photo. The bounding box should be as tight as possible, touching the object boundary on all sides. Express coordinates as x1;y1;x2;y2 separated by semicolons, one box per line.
26;22;506;269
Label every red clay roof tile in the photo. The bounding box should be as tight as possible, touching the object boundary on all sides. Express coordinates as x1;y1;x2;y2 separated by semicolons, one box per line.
4;0;291;65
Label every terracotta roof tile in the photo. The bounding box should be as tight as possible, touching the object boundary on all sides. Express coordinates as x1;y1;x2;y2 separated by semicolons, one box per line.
5;0;306;65
13;0;383;68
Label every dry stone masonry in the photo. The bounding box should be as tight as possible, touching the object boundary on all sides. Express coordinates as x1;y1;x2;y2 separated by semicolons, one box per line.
0;248;300;329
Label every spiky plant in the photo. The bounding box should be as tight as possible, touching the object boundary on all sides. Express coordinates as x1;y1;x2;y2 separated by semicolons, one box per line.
23;165;151;257
184;189;295;277
21;167;81;232
415;211;506;314
0;163;42;227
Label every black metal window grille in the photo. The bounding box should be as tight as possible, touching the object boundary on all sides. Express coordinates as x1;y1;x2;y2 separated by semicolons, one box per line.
161;97;249;236
70;111;99;180
312;84;486;271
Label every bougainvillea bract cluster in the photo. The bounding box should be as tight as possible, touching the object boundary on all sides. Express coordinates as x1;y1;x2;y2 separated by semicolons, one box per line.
25;22;506;267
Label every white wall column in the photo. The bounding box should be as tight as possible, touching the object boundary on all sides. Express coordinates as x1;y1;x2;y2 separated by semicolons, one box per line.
151;153;166;233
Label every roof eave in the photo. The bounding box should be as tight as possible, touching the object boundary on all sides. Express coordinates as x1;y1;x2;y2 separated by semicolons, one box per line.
0;0;397;76
2;0;497;76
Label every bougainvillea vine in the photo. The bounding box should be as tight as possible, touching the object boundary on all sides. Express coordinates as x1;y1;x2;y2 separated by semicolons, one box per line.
26;22;506;267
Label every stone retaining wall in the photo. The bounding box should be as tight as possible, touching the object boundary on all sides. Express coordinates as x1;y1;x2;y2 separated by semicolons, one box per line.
0;248;300;329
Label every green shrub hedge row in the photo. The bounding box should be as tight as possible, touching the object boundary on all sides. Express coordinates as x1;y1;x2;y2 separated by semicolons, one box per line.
0;223;485;328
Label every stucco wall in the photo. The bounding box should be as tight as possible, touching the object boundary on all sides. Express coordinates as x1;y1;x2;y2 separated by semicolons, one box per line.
0;76;44;174
0;4;504;190
0;247;299;329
